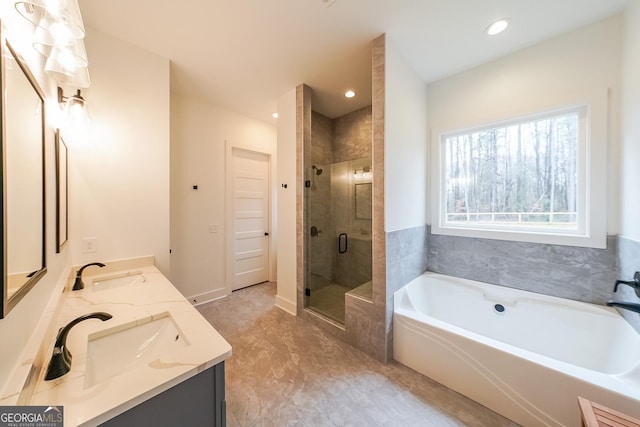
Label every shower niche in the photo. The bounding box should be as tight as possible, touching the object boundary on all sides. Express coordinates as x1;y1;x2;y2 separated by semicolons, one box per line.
304;106;373;325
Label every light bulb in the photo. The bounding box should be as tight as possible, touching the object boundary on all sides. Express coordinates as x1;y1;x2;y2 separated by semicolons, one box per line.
62;92;90;146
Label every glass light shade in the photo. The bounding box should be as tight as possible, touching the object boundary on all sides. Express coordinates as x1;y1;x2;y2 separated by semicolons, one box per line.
47;62;91;88
15;0;86;40
14;0;47;26
31;25;55;56
41;39;88;69
62;91;90;145
32;25;91;88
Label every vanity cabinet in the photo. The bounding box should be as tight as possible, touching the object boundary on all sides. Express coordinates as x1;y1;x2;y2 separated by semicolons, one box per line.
100;362;225;427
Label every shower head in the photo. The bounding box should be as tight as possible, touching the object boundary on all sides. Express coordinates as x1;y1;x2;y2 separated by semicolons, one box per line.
312;165;323;175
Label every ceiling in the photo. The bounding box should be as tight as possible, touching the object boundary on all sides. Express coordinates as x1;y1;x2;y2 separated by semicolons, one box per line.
78;0;628;122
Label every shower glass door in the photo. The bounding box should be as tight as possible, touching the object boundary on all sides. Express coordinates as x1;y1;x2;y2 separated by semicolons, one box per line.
305;157;372;324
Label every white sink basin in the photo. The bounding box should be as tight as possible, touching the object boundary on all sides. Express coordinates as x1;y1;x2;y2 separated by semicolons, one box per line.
92;272;146;291
84;314;189;388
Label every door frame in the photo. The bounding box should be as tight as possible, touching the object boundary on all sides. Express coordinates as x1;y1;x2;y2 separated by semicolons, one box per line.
225;141;276;296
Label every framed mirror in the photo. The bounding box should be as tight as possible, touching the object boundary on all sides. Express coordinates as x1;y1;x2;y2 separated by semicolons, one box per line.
1;32;47;318
55;130;68;253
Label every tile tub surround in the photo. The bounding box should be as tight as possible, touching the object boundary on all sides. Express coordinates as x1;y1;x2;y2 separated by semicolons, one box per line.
384;224;429;360
616;236;640;332
25;262;231;426
427;226;618;305
385;225;429;296
197;282;517;427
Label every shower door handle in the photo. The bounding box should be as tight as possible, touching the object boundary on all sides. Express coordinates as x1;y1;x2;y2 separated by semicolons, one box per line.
338;233;348;254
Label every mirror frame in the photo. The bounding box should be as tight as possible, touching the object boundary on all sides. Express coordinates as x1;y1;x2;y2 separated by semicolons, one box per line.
1;33;48;318
55;129;68;253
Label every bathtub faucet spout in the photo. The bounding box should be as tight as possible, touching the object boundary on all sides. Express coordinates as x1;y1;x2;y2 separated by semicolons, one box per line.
607;301;640;314
613;272;640;297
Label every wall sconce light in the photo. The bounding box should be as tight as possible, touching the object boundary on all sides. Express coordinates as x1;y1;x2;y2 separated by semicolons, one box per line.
58;87;90;145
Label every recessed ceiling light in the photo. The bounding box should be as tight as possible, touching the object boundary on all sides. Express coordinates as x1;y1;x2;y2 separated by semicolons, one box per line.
345;90;356;98
272;112;279;119
486;19;510;36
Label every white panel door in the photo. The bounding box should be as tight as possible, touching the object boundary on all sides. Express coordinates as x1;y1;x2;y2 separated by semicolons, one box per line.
232;149;270;291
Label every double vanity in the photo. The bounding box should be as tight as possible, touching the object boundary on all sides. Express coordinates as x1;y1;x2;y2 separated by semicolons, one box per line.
0;20;231;425
2;257;231;426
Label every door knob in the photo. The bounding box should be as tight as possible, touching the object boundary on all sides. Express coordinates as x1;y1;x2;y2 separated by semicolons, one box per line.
264;232;270;236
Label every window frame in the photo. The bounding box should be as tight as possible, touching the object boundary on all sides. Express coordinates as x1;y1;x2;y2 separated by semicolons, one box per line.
430;92;607;249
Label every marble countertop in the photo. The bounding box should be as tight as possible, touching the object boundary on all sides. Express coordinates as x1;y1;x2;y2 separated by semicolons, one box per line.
25;258;231;426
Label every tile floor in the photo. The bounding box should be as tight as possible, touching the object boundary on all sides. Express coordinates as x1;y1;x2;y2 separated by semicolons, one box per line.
197;282;519;427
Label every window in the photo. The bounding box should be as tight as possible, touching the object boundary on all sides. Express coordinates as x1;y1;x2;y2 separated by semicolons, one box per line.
431;102;606;249
444;108;581;231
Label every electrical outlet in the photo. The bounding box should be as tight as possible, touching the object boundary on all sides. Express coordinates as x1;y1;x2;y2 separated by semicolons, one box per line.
82;237;97;253
209;224;219;234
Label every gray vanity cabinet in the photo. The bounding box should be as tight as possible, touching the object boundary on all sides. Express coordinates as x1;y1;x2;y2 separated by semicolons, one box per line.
99;362;225;427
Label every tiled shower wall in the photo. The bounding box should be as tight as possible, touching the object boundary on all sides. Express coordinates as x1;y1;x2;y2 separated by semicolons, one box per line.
333;106;372;163
297;69;385;361
307;107;372;290
307;112;333;286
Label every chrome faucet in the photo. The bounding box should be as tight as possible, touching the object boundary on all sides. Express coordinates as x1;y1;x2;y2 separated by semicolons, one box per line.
72;262;106;291
44;312;112;381
606;301;640;314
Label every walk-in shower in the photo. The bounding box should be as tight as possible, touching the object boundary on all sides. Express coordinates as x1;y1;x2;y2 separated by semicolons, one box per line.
304;107;373;325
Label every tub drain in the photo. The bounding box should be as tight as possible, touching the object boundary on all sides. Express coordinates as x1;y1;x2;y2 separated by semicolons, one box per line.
494;304;505;314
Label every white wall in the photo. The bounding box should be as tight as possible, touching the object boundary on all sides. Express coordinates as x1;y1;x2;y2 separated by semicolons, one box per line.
427;15;622;238
621;2;640;241
384;37;429;232
170;94;276;302
71;27;171;273
275;88;297;314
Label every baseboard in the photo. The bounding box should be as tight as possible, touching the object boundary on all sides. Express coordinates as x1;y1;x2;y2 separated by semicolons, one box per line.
275;295;296;315
188;288;228;306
